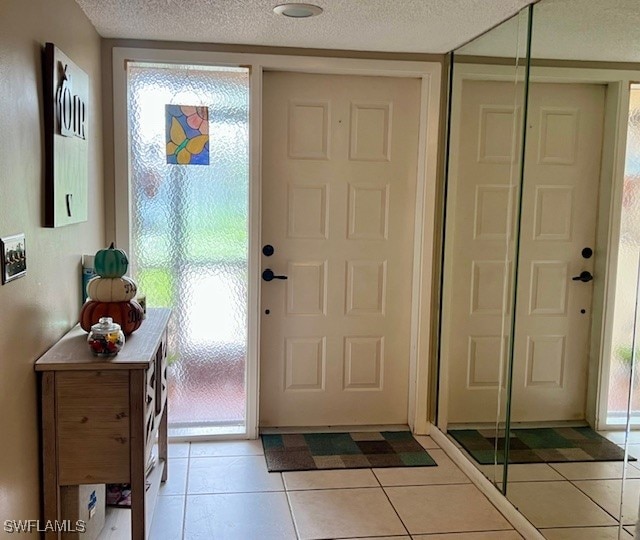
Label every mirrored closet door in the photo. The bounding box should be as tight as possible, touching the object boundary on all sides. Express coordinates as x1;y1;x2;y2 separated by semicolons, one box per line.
438;1;640;536
438;6;531;488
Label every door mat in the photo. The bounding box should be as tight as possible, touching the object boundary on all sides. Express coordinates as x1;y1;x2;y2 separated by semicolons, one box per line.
261;431;436;472
449;427;635;465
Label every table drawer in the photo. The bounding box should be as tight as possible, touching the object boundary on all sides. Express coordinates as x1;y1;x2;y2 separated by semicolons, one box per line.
56;371;130;484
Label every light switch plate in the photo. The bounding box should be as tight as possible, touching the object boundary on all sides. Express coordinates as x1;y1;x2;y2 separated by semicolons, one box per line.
1;233;26;284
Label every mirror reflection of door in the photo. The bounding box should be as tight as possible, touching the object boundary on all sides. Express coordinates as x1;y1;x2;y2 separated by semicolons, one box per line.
510;82;605;422
445;80;605;424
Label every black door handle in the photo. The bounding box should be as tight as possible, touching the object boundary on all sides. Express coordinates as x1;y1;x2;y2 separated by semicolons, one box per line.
262;269;288;281
572;271;593;283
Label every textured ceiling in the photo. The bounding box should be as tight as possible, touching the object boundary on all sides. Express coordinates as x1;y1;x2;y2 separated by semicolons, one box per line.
531;0;640;62
460;0;640;63
74;0;535;54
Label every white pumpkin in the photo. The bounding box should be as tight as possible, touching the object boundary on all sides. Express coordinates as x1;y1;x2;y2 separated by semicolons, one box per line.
87;276;138;302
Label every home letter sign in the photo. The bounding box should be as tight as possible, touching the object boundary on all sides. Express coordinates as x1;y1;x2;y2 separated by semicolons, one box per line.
43;43;89;227
56;63;87;140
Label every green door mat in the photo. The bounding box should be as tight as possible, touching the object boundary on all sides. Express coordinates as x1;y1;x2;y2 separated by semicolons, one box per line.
449;427;634;464
261;431;436;472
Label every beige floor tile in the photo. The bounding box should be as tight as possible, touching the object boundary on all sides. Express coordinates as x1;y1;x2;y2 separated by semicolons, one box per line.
336;537;410;540
159;458;189;495
602;432;626;444
415;435;440;449
167;442;190;458
550;461;640;480
283;468;379;490
288;487;407;539
478;464;564;482
574;478;640;525
373;448;471;486
189;439;264;458
149;495;185;540
413;532;523;540
506;481;617;528
540;526;632;539
603;432;640;445
188;456;283;494
184;492;296;539
385;484;513;535
625;525;637;537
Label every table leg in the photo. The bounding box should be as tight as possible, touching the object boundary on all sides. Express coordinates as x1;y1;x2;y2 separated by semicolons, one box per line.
42;372;61;540
130;370;146;540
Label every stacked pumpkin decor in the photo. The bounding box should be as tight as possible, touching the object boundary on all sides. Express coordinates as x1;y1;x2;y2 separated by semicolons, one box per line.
80;243;144;339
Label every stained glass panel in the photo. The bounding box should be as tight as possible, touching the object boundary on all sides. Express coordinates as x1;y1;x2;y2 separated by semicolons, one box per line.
165;104;210;165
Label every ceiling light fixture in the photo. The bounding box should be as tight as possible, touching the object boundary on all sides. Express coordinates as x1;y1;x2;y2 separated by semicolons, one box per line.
273;3;323;18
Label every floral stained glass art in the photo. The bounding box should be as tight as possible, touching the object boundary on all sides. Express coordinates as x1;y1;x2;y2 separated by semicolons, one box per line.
165;105;210;165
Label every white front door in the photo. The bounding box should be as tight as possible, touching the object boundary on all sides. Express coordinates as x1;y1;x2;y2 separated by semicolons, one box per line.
445;80;605;424
259;71;421;427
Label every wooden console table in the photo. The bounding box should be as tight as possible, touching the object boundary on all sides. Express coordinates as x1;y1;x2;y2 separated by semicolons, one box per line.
35;308;171;540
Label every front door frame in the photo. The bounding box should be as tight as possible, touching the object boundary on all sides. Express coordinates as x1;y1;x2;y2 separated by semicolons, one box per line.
438;61;636;432
112;47;442;438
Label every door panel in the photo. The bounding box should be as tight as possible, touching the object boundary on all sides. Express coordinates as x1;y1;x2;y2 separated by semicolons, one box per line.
260;72;420;427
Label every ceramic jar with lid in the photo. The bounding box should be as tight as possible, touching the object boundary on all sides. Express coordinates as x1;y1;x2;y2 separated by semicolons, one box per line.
87;317;125;357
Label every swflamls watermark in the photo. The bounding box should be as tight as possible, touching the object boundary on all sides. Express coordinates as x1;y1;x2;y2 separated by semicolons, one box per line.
4;520;86;533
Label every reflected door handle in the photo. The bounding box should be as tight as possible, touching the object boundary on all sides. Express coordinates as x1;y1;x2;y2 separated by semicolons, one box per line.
262;269;288;281
572;271;593;282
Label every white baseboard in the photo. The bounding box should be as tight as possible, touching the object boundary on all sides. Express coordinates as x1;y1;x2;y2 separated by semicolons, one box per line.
259;424;410;434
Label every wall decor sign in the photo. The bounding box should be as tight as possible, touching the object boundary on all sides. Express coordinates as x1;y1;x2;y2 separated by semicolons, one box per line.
1;234;27;284
43;42;89;227
165;105;210;165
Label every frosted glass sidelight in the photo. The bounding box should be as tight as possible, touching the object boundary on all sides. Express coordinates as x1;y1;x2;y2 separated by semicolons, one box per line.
127;63;249;430
608;85;640;423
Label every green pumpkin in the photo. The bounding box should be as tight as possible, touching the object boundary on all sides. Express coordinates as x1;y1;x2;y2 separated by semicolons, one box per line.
95;242;129;278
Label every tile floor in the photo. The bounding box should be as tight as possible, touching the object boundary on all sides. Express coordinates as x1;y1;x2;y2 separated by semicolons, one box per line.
143;435;526;539
470;432;640;539
101;431;640;539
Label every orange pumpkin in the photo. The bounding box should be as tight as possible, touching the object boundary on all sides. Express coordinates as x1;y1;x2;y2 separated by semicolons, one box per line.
80;300;144;335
